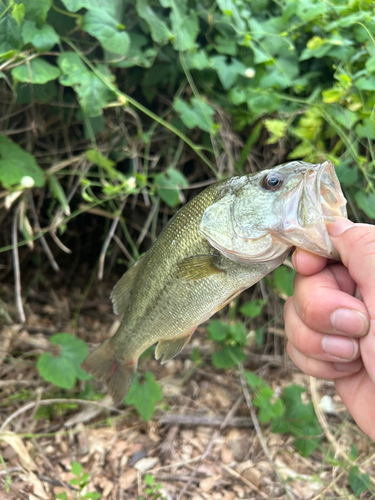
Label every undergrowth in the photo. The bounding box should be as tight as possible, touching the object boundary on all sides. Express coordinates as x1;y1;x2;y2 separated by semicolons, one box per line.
1;0;375;498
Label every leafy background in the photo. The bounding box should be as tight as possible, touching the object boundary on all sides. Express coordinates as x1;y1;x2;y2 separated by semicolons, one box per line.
1;0;375;498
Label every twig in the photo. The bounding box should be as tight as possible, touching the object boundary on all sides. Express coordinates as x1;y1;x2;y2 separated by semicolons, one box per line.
12;205;25;323
239;368;297;500
0;399;123;433
219;462;268;497
178;396;243;500
112;233;133;261
98;198;127;280
159;413;253;428
28;193;59;272
49;230;72;254
136;198;159;247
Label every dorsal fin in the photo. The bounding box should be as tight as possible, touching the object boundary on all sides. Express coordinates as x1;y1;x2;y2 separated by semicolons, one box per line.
110;258;142;315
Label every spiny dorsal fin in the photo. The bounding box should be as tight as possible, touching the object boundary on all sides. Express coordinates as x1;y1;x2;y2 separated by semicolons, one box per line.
110;258;142;315
155;334;193;364
176;254;225;282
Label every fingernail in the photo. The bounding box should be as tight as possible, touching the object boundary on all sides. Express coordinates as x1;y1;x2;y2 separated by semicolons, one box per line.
330;309;369;336
326;218;354;237
322;335;358;360
334;359;363;372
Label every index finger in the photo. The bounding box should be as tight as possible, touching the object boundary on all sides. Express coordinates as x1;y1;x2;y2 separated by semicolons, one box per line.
292;248;327;276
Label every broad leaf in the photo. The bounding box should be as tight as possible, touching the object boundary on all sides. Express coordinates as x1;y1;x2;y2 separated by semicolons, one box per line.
12;58;60;84
211;345;246;368
173;97;215;133
0;135;45;188
18;0;52;23
58;52;112;116
355;191;375;219
82;9;130;55
125;372;162;421
240;299;264;318
272;266;295;298
135;0;171;45
211;56;245;90
22;20;60;52
207;320;230;342
0;11;22;54
348;466;371;496
37;333;89;389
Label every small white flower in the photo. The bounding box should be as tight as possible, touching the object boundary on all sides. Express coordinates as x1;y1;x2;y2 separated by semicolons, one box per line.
127;176;136;190
21;176;35;188
245;67;255;78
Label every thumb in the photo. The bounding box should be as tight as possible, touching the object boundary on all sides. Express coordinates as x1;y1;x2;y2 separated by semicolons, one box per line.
327;217;375;308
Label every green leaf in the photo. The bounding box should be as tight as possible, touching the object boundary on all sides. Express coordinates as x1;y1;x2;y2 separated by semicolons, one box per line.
355;118;375;140
322;88;345;104
135;0;171;45
348;466;371;496
254;388;284;423
125;372;162;421
20;0;52;23
58;52;111;117
272;266;295;298
11;58;60;84
60;0;109;12
71;461;83;477
169;4;198;51
207;320;230;342
22;20;59;52
11;3;25;26
264;119;287;144
0;11;22;54
173;97;215;132
245;371;268;390
246;93;280;115
355;191;375;219
229;323;247;345
0;135;45;188
355;74;375;91
154;167;188;208
86;149;115;170
240;299;264;318
49;175;70;216
211;345;246;368
211;56;245;90
37;333;88;389
82;9;130;56
336;160;358;187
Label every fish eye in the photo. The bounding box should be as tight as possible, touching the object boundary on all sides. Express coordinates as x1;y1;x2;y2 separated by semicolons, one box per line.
262;172;284;191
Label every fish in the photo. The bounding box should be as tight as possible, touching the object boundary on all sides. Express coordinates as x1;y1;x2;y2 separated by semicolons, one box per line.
82;160;347;403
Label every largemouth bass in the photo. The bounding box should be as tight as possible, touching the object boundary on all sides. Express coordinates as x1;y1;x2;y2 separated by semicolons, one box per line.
82;160;347;403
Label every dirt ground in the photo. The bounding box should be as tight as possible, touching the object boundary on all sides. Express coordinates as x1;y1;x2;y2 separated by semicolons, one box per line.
1;279;375;500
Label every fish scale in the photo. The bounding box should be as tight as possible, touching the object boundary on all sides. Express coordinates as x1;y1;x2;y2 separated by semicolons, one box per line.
82;161;347;403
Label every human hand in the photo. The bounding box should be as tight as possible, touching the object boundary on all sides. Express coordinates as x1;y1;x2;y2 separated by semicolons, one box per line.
284;217;375;440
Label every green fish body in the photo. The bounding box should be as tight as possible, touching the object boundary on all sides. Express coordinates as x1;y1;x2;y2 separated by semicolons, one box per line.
82;161;347;402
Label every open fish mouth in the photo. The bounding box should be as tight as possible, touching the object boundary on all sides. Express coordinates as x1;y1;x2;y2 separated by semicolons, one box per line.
280;160;347;260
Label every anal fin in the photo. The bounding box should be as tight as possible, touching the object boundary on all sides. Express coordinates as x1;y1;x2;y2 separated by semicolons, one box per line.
155;330;195;364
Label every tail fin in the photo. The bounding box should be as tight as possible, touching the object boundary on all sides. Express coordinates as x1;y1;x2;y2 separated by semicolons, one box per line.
81;339;137;404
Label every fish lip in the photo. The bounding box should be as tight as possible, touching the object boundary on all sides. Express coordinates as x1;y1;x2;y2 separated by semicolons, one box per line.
279;161;347;260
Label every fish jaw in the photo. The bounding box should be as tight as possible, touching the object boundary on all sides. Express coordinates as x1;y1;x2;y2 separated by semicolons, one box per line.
275;160;347;260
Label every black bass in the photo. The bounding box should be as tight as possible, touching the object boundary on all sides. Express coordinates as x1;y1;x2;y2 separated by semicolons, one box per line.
82;161;347;403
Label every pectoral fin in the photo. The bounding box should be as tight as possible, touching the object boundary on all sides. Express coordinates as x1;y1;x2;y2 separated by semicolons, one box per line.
176;254;224;281
155;330;195;364
110;258;143;315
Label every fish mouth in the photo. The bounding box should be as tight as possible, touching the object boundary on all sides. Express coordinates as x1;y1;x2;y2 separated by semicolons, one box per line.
280;160;347;260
